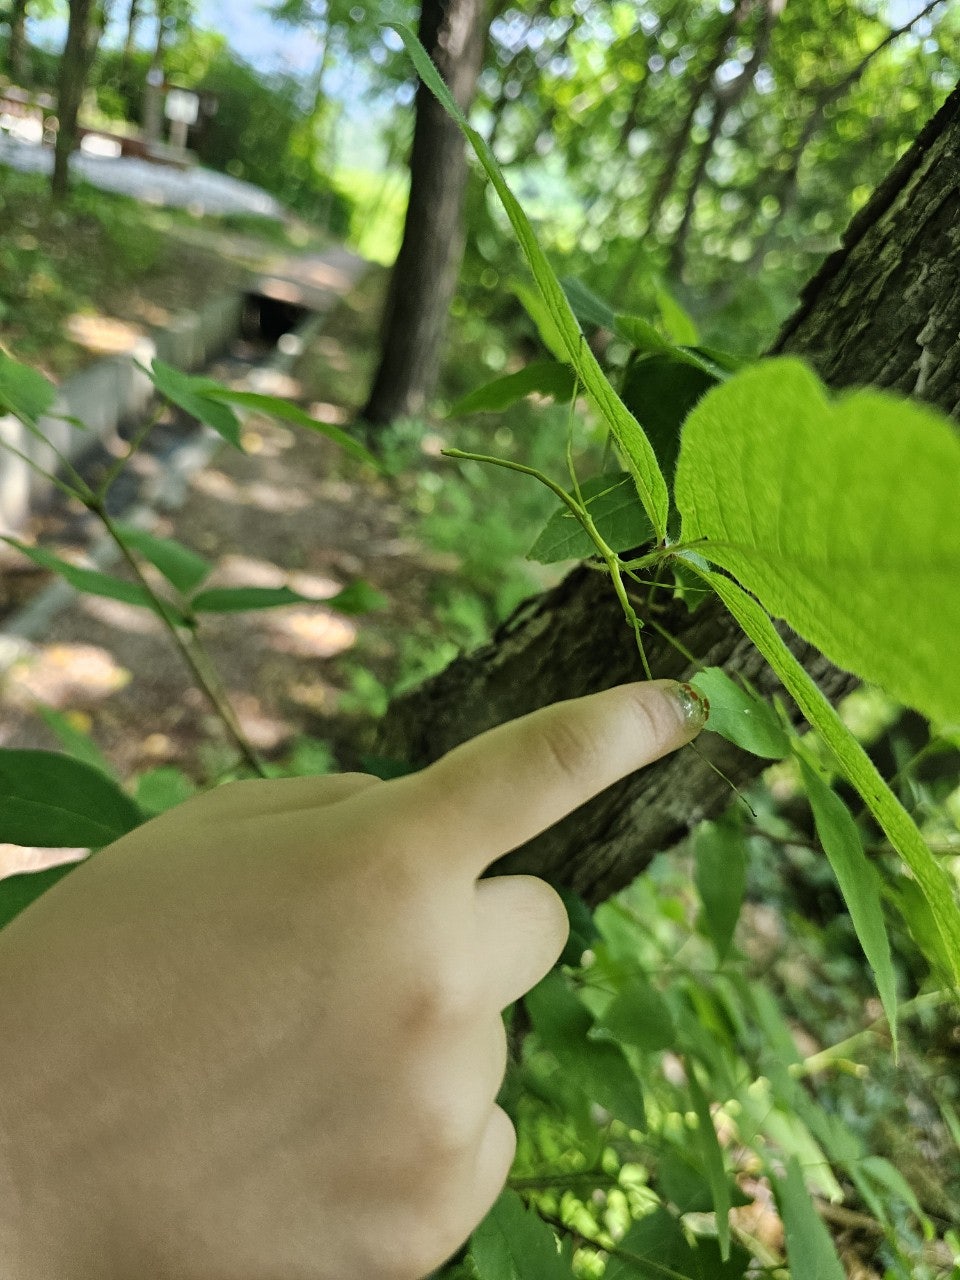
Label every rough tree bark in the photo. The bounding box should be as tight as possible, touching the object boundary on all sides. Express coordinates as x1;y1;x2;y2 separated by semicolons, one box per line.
51;0;102;200
361;0;488;426
378;85;960;906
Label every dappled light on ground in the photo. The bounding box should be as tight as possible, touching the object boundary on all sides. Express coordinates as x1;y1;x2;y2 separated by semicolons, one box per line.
2;643;130;714
66;312;146;356
253;607;356;660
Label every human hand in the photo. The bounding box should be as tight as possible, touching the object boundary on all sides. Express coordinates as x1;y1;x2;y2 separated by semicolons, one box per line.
0;679;706;1280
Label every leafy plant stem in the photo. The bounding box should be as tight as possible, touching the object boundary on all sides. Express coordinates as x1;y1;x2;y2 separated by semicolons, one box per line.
89;499;268;778
443;447;652;675
95;405;164;504
792;989;948;1077
0;437;89;504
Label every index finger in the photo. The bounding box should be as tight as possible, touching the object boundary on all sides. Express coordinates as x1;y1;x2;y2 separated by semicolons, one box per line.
379;679;708;875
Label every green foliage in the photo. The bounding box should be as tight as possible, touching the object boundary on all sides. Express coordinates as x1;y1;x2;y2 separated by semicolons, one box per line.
694;820;748;963
776;1157;846;1280
0;349;56;423
471;1190;574;1279
528;473;653;565
690;667;790;760
797;757;897;1040
675;359;960;725
449;360;578;416
389;22;670;542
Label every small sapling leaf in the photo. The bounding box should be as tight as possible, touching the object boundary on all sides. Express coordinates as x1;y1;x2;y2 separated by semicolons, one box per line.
0;350;57;424
527;471;653;564
449;360;578;416
691;667;790;759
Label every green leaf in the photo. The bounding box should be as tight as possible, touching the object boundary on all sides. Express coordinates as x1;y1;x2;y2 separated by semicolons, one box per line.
148;360;243;449
603;1209;692;1280
2;537;182;621
190;585;315;612
110;520;211;595
775;1157;846;1280
675;357;960;725
614;313;673;352
690;667;790;759
449;360;578;416
688;1067;732;1261
525;969;646;1131
200;388;379;468
620;352;718;483
512;280;569;363
0;350;56;423
694;566;960;985
133;766;199;815
325;580;388;614
527;471;653;564
34;705;116;777
0;748;144;849
389;22;669;540
657;286;700;345
470;1190;574;1280
601;971;676;1051
555;885;600;968
695;820;748;962
798;757;898;1044
560;276;618;332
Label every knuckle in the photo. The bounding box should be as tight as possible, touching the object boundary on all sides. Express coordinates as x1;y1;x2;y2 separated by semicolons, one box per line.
534;710;597;783
401;963;479;1036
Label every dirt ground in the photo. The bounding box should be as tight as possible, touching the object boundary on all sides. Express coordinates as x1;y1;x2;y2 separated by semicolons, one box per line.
0;261;468;873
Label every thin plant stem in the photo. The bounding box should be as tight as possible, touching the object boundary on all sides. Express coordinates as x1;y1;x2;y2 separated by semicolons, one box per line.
95;405;165;504
90;499;268;778
0;438;86;504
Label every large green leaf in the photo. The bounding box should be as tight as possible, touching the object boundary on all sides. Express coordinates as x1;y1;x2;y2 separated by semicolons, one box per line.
695;820;748;962
620;351;718;483
190;581;383;614
0;748;144;849
449;360;578;416
695;566;960;984
775;1157;846;1280
110;520;211;595
149;360;243;449
690;666;790;760
527;471;654;563
600;970;676;1051
0;350;57;423
470;1191;574;1280
798;757;897;1041
525;969;646;1131
2;537;182;621
560;276;618;332
390;22;669;541
675;357;960;725
688;1067;732;1261
199;388;379;468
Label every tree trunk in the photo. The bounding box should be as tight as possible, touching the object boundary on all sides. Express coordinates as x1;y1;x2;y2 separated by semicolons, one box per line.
6;0;29;83
51;0;100;200
120;0;141;69
360;0;488;426
377;85;960;906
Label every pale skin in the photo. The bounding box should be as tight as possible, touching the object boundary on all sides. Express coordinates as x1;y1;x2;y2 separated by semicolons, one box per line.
0;678;706;1280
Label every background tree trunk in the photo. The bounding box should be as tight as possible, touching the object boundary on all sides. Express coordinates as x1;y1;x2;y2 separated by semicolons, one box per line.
377;85;960;905
361;0;488;426
6;0;30;83
51;0;101;200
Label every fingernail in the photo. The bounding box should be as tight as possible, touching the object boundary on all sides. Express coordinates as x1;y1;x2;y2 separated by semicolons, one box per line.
671;681;710;732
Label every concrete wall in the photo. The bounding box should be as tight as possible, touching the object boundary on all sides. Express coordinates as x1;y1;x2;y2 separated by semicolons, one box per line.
0;292;245;536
